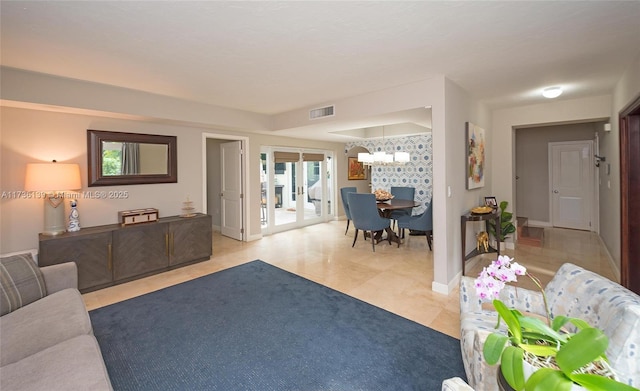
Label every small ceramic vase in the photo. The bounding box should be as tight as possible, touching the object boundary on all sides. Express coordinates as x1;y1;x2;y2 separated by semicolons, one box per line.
68;199;81;232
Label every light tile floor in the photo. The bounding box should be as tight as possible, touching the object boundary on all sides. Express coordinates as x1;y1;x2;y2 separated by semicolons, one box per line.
83;221;617;339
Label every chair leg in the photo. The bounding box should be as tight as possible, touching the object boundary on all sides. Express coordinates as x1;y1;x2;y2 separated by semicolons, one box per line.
426;230;433;251
370;231;376;252
345;220;350;235
352;229;359;247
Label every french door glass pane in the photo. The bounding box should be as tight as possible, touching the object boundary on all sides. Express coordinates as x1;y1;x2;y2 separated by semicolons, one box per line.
303;160;321;222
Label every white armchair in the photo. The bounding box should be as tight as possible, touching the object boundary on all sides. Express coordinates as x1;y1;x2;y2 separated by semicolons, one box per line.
459;275;547;390
459;263;640;390
442;377;475;391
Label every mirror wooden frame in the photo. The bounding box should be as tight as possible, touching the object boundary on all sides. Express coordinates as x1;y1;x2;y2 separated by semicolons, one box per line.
87;129;177;187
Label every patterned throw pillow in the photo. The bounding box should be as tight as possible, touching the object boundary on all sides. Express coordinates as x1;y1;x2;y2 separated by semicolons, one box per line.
0;253;47;316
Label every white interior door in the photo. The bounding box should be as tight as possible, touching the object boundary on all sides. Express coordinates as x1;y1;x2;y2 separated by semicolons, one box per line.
549;141;593;230
220;141;243;240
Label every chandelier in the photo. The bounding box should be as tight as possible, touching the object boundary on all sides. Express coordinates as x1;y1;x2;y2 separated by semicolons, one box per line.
357;126;410;166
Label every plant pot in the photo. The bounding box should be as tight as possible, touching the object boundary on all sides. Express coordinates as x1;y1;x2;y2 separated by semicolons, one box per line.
497;366;514;391
498;361;587;391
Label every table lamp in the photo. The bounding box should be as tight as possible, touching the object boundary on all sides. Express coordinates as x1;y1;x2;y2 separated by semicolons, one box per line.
25;160;82;235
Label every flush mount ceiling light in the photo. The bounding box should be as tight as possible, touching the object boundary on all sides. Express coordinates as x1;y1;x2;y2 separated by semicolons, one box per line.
542;86;563;99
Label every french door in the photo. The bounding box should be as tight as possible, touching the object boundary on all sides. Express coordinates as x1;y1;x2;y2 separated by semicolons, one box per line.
260;148;333;233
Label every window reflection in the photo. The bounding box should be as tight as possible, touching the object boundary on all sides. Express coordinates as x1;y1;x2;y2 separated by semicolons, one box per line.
101;141;168;176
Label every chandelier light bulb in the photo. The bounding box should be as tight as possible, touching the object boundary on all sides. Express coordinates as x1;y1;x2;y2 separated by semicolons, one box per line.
394;151;410;163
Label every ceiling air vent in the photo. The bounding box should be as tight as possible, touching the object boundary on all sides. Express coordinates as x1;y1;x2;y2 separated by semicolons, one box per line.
309;105;335;120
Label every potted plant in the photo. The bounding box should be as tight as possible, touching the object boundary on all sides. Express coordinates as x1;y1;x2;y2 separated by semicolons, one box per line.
488;200;516;242
475;257;636;391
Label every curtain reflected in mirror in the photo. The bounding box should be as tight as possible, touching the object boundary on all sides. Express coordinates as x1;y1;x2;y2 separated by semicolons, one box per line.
121;142;140;175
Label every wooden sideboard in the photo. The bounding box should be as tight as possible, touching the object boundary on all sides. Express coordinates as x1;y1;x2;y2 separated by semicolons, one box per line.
38;213;212;293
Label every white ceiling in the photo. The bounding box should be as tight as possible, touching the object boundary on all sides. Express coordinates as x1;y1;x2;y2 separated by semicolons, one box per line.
1;1;639;138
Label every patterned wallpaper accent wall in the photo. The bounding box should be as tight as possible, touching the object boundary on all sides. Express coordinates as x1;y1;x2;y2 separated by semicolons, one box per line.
345;134;432;214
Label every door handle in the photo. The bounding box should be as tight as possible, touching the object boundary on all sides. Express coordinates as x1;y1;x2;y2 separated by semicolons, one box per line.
553;190;559;193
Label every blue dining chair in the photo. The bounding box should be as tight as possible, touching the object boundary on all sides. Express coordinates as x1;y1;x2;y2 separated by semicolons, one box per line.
340;187;357;235
347;193;391;252
397;200;433;250
390;186;415;235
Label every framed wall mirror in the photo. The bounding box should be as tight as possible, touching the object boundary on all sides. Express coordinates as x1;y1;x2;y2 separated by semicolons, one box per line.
87;130;177;186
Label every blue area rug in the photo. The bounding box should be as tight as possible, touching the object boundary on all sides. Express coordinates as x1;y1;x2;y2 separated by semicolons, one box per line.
90;260;466;390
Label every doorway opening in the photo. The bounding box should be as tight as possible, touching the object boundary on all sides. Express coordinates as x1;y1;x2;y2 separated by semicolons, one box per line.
202;133;249;241
515;123;601;231
620;94;640;294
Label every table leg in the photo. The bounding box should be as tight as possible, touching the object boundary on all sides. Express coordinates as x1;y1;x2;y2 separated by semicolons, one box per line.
461;217;466;276
384;227;400;247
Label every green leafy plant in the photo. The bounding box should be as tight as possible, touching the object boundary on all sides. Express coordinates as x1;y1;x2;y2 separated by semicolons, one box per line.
488;200;516;241
476;257;637;391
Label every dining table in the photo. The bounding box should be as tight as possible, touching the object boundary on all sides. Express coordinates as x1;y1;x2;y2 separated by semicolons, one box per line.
373;199;421;246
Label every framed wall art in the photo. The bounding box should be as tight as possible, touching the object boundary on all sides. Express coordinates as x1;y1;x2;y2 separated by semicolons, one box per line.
347;157;366;180
466;122;485;189
484;196;497;208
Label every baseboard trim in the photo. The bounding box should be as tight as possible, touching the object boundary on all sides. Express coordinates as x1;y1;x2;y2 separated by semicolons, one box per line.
598;235;620;282
213;224;262;242
433;272;461;295
528;220;552;227
247;233;262;242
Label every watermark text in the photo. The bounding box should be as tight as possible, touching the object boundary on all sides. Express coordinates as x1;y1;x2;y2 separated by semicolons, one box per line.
1;190;130;200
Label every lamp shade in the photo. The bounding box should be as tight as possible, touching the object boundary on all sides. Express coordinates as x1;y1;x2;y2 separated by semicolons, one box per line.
358;152;373;163
373;151;387;162
25;162;82;191
394;151;410;163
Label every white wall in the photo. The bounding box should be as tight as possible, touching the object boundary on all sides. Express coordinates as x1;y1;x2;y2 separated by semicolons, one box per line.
1;68;484;294
0;106;348;253
433;78;491;293
0;107;205;252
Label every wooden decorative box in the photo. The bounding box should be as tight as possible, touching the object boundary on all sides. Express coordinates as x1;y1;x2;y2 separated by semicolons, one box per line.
118;208;159;226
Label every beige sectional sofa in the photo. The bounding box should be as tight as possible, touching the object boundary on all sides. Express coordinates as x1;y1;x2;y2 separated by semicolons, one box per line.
0;253;112;390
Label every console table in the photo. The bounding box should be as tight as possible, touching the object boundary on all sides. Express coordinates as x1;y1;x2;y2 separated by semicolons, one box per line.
38;213;212;293
461;210;501;276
